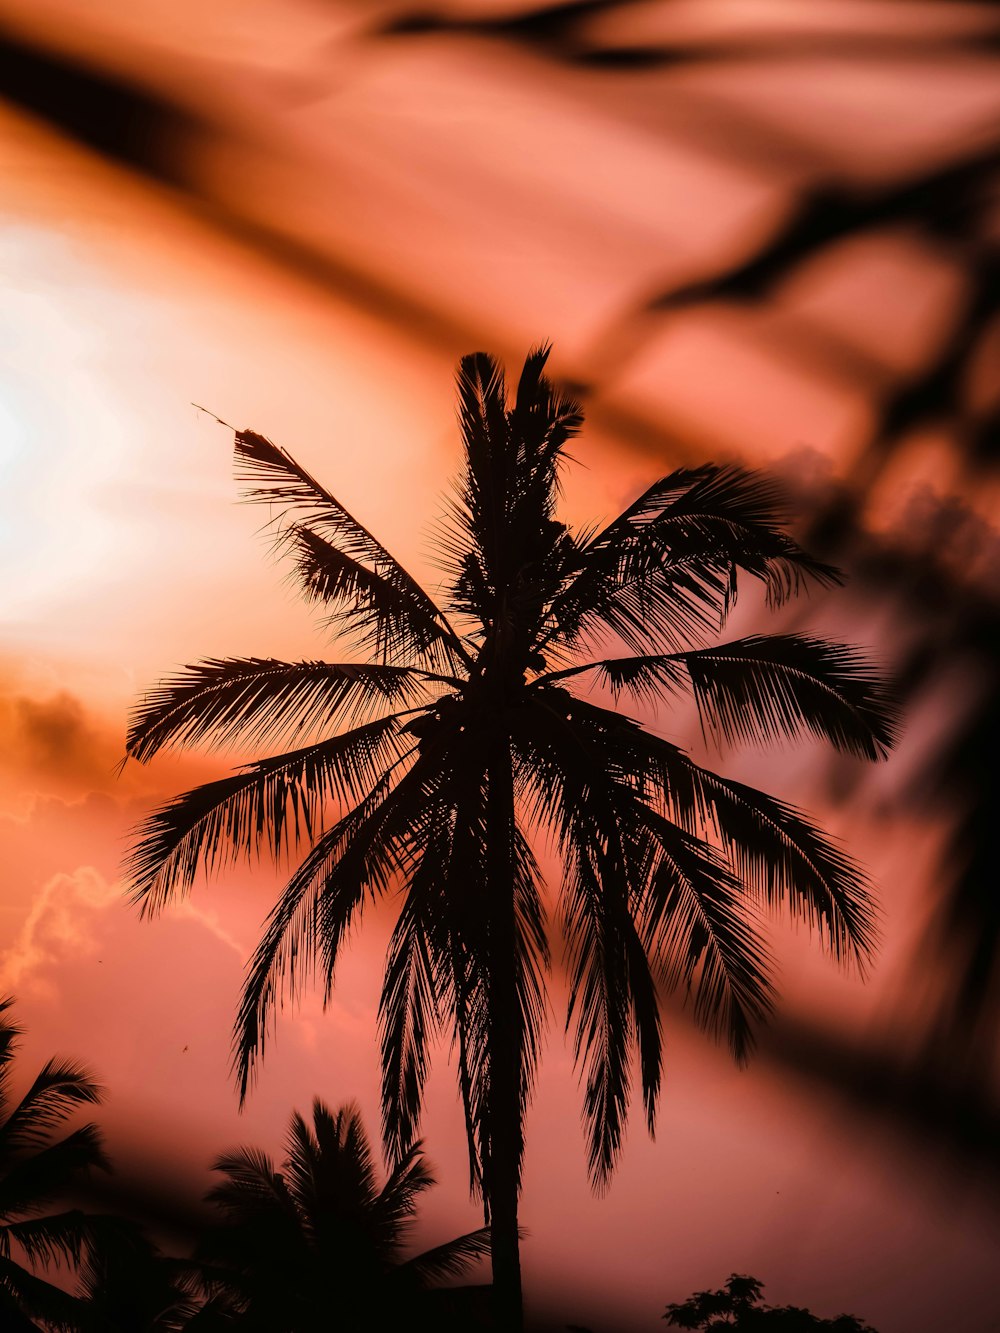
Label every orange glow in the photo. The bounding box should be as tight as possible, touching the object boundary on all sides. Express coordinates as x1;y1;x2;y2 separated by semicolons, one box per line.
2;5;999;1330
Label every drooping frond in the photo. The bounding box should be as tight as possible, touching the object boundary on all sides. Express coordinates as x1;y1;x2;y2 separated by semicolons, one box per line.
0;1256;89;1332
377;783;507;1193
562;833;660;1188
233;755;443;1101
510;697;661;1184
2;1211;92;1269
235;430;470;667
642;736;879;968
636;809;774;1063
379;891;442;1165
125;716;410;915
125;658;431;762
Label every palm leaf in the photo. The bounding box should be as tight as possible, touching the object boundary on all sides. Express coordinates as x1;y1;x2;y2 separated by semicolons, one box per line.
2;1210;92;1269
637;809;775;1063
204;1147;285;1217
0;1255;88;1331
541;465;841;655
0;1126;109;1220
125;658;428;762
0;1061;102;1153
372;1140;435;1253
235;431;470;668
233;755;442;1101
543;633;898;760
379;892;442;1165
644;737;879;968
562;838;652;1188
125;716;409;915
511;699;659;1183
396;1226;492;1286
674;634;898;759
289;524;467;671
0;1000;23;1118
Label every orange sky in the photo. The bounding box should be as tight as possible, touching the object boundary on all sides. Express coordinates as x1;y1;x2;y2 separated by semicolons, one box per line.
2;5;1000;1330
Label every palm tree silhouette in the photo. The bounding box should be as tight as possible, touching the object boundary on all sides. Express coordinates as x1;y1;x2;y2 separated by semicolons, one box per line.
189;1099;490;1332
76;1219;199;1331
0;997;109;1331
123;346;896;1328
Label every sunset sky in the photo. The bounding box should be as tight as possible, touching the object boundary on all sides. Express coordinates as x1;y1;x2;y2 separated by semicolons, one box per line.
2;3;999;1330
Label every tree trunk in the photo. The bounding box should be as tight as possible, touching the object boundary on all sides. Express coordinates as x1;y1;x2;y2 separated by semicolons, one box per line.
486;740;524;1332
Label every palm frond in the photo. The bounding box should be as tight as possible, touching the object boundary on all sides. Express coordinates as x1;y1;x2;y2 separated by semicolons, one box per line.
125;658;428;763
379;893;442;1166
2;1210;92;1269
289;524;467;672
205;1147;285;1217
0;1001;23;1117
233;754;440;1102
371;1140;435;1261
676;634;898;759
396;1225;492;1287
0;1126;109;1220
541;464;841;655
645;738;879;968
637;810;775;1063
511;699;659;1184
562;839;652;1189
300;1099;381;1222
0;1254;89;1331
0;1060;102;1153
543;634;898;760
235;431;471;669
125;716;409;915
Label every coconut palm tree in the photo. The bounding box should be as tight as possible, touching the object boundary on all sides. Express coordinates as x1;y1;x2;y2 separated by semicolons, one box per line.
189;1099;490;1332
122;346;896;1329
0;996;109;1331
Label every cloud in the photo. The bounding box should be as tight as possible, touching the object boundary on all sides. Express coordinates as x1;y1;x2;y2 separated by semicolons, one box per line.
0;683;120;798
0;864;118;999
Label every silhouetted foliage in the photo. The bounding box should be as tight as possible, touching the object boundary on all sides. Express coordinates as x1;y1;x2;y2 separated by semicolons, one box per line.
123;347;895;1328
0;997;109;1331
76;1218;198;1332
664;1273;877;1332
188;1099;490;1332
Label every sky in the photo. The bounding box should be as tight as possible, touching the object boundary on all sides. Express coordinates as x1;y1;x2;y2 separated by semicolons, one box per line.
2;3;1000;1330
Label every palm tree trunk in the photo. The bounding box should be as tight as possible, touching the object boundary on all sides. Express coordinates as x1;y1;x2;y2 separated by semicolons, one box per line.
486;739;524;1332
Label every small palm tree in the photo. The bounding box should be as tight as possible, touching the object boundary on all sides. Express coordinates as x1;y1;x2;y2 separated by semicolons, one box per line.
190;1099;490;1332
123;346;896;1329
0;997;109;1331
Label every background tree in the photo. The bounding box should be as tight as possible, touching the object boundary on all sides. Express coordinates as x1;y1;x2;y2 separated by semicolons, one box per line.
0;997;109;1331
664;1272;878;1331
189;1099;490;1332
123;346;896;1329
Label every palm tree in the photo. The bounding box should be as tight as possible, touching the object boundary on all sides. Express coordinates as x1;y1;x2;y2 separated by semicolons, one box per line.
76;1219;199;1331
123;346;896;1329
0;996;109;1331
189;1099;490;1332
